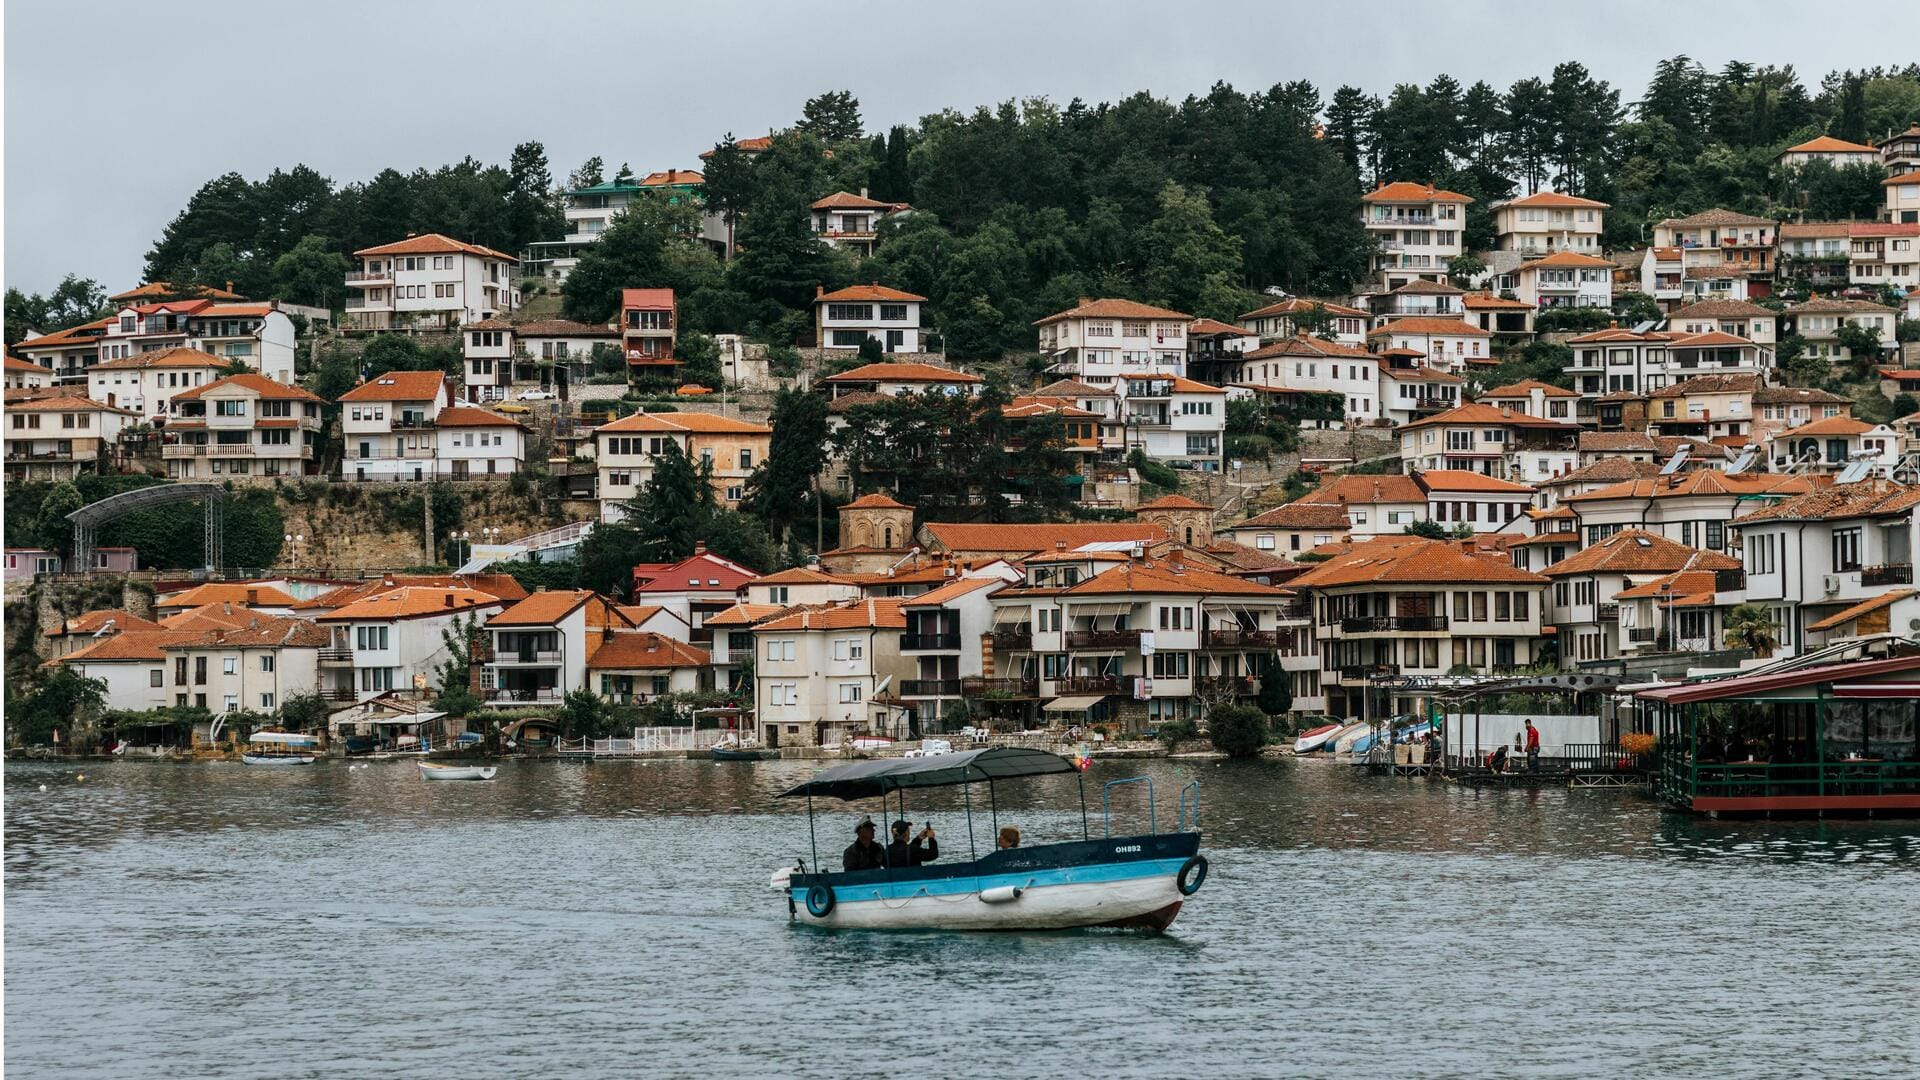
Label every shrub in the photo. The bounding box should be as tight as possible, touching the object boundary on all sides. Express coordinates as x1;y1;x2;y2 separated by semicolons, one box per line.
1207;704;1269;758
1156;718;1200;752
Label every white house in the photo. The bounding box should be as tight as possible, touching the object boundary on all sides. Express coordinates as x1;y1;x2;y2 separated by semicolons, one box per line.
314;585;507;703
433;406;528;480
345;234;518;332
753;598;914;747
1887;172;1920;225
810;191;911;257
1359;182;1471;292
162;374;323;481
1509;251;1615;310
339;371;451;483
594;412;772;517
1224;334;1381;424
1763;417;1901;475
1783;297;1898;367
1366;317;1493;372
86;347;228;419
4;393;136;483
4;356;54;391
1237;298;1371;346
1776;135;1881;170
1492;192;1608;255
94;300;297;385
814;284;925;353
1034;298;1193;385
1116;374;1227;471
1734;480;1920;656
481;590;637;708
61;613;327;716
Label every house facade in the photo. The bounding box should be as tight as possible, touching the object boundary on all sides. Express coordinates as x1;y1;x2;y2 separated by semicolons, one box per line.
1359;182;1471;291
1034;299;1193;384
345;234;518;332
814;284;925;353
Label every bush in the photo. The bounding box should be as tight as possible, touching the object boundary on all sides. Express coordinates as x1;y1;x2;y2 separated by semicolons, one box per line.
1207;704;1269;758
1129;449;1181;490
1156;718;1200;752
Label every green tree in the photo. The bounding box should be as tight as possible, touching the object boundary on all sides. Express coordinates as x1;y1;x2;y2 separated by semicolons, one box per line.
677;330;724;389
1256;667;1293;717
744;387;830;540
504;140;563;254
270;236;351;309
33;481;85;556
433;612;486;717
568;156;605;190
575;520;650;599
1208;703;1270;758
4;275;109;344
1135;181;1242;316
557;687;612;738
276;692;330;733
798;90;864;142
1723;603;1779;658
10;666;106;745
701;135;756;258
562;190;708;323
625;440;712;562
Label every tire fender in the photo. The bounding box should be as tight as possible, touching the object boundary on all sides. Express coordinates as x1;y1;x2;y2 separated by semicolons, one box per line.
805;884;836;918
1176;855;1209;896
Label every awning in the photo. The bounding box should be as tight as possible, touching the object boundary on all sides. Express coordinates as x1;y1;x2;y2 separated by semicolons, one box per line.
249;732;320;746
779;746;1077;800
1043;695;1106;712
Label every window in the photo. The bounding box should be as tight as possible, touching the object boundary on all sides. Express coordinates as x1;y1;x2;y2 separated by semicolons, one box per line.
1833;527;1862;572
224;694;239;712
223;656;238;675
260;693;275;710
765;639;796;662
738;449;752;470
150;670;164;687
1151;652;1190;678
769;586;789;604
826;303;873;321
260;655;275;672
878;304;908;321
839;683;863;703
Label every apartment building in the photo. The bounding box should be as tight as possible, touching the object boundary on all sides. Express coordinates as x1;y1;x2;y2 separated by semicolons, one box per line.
1650;209;1776;296
1359;182;1470;291
1566;327;1774;410
1776;223;1856;289
313;585;506;703
587;634;710;704
594;412;772;518
1370;279;1467;322
86;347;228;418
1463;292;1537;338
95;300;298;384
481;590;636;707
1776;135;1880;170
461;318;618;402
1492;192;1608;255
61;613;326;715
1477;380;1580;423
339;372;451;482
15;319;112;384
4;394;134;483
5;356;54;391
1888;172;1920;224
1541;528;1743;665
1506;251;1615;309
1226;335;1380;424
1846;223;1920;290
1113;374;1227;470
1668;299;1777;345
1398;403;1579;480
1734;481;1920;655
895;576;1007;729
621;288;677;374
753;598;914;747
163;372;324;476
1218;501;1355;555
1561;470;1818;551
978;555;1300;732
1366;317;1493;371
1783;297;1898;366
1288;537;1549;718
810;191;911;256
1236;297;1370;346
345;234;518;331
814;284;925;353
1763;416;1900;474
1035;299;1193;384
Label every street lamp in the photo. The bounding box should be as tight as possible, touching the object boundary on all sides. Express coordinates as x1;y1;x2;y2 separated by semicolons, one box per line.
456;530;473;567
283;533;304;570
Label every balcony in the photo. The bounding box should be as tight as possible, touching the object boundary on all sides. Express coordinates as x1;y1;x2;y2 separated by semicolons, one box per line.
1628;628;1658;644
1340;616;1448;634
485;687;563;704
491;650;563;665
318;647;352;664
900;632;960;651
1067;629;1141;650
1597;603;1620;621
4;448;77;462
162;442;313;460
1861;564;1913;587
1336;664;1399;681
961;676;1038;698
1715;568;1747;592
318;687;357;702
1203;628;1280;648
1276;601;1313;621
1054;674;1132;695
1195;674;1257;696
345;270;392;284
1371;213;1436;226
899;679;962;697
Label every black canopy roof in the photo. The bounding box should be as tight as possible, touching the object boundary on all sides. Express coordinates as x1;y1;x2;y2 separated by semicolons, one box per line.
779;746;1077;801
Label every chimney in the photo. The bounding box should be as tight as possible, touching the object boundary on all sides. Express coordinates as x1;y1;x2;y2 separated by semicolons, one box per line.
1055;541;1068;551
860;186;869;199
694;541;707;555
246;588;259;605
815;285;824;299
226;280;235;294
444;592;454;607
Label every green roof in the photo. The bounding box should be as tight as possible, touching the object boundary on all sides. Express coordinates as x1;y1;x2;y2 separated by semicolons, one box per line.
564;181;645;196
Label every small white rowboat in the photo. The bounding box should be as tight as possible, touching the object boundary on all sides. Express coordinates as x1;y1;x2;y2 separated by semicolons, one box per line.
417;762;497;781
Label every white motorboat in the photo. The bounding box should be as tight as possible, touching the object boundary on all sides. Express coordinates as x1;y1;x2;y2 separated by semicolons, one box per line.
417;761;497;781
242;732;319;765
1330;723;1372;754
1292;723;1343;754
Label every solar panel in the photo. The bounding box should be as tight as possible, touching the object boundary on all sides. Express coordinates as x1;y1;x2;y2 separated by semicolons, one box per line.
1836;460;1874;484
1659;443;1690;475
1632;320;1661;334
1725;447;1757;476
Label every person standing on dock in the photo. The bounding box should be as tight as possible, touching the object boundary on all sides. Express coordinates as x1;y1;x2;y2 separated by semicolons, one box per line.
1524;720;1541;773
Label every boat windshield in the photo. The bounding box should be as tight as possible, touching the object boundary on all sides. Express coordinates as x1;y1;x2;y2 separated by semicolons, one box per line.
779;746;1076;801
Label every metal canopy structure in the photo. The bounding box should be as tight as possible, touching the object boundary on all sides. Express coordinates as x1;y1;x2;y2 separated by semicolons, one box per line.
68;483;226;572
779;747;1077;801
1433;671;1625;702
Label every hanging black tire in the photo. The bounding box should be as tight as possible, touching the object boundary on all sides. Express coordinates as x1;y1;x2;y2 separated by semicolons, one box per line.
805;884;836;917
1177;855;1208;896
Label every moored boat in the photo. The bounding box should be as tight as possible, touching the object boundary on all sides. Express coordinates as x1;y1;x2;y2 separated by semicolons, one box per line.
1330;723;1371;754
1292;723;1342;754
417;761;497;781
711;745;775;761
242;732;318;765
774;747;1207;932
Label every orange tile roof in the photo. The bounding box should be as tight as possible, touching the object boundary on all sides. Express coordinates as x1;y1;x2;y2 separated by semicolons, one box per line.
14;319;112;351
755;598;908;631
819;362;981;384
1516;250;1617;271
172;373;323;402
1414;469;1534;493
1300;474;1427;505
586;632;711;669
621;288;675;310
811;190;900;210
1230;501;1354;531
1540;529;1740;577
1287;537;1544;588
435;406;527;429
1773;416;1875;439
1137;494;1213;510
5;356;55;374
1369;317;1492;337
1362;181;1473;203
1732;480;1920;525
1501;191;1610;209
699;135;773;159
1563;471;1819;503
1244;334;1377;361
91;346;228;371
160;614;330;650
843;492;912;509
338;371;447;402
1059;559;1290;597
1550;457;1662;485
639;169;705;186
1034;298;1194;325
109;282;245;302
754;566;856;586
60;630;180;662
48;609;164;637
816;283;926;303
1807;590;1917;632
159;602;260;632
4;394;137;415
1239;297;1370;320
922;522;1165;554
157;582;297;608
1615;570;1724;604
900;576;1004;606
196;303;277;318
705;602;791;627
1783;135;1877;155
488;589;608;627
1480;380;1579;398
1461;292;1535;311
316;586;504;622
597;411;772;435
1400;402;1580;432
1117;373;1226;394
354;233;516;262
1187;318;1251;337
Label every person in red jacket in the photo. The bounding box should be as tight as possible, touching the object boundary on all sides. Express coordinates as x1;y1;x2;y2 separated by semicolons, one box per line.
1524;719;1541;773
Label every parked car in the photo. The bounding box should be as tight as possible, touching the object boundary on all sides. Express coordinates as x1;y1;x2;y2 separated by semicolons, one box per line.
518;388;557;401
492;402;532;415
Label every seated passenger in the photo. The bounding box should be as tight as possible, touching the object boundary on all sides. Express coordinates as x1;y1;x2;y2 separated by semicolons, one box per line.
886;819;938;867
842;818;886;871
997;826;1021;850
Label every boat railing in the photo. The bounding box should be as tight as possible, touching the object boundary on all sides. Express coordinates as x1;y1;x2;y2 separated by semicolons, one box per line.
1103;776;1155;838
1177;780;1201;832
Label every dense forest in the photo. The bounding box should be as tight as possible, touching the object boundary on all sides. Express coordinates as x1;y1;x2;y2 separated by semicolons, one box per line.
9;58;1920;358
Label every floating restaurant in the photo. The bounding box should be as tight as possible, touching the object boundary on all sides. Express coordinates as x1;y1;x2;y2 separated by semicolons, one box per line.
1637;638;1920;816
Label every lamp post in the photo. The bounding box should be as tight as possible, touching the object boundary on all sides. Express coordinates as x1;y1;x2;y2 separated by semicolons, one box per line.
283;533;304;571
456;530;473;567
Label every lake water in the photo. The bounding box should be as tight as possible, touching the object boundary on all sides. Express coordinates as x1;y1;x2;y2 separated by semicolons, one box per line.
6;755;1918;1079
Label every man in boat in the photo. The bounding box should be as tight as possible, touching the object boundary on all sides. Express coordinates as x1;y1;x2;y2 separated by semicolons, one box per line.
886;819;938;868
843;818;887;871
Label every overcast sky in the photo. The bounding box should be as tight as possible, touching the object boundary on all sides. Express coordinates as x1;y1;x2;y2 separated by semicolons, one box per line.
6;1;1916;295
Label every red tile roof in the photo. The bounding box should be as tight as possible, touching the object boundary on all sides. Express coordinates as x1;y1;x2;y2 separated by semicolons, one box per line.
1061;559;1289;597
1300;474;1427;505
171;373;324;402
1244;334;1376;361
621;288;675;310
47;609;164;637
4;356;53;374
597;411;771;435
900;576;1004;606
1136;494;1213;510
1732;480;1920;525
816;283;926;303
1562;471;1820;504
921;522;1165;555
157;582;297;608
1540;529;1739;577
586;632;710;669
354;233;516;262
1239;297;1370;320
1516;250;1617;271
338;371;447;403
1414;469;1534;493
1806;590;1917;632
1033;298;1194;325
488;589;617;628
1362;181;1472;203
819;362;981;385
1480;379;1579;398
435;406;527;429
1286;537;1544;587
631;552;760;595
811;191;903;210
91;347;229;371
1399;402;1580;432
1500;191;1610;209
1229;502;1354;531
1783;135;1877;154
754;598;907;631
842;492;912;509
1369;317;1492;337
316;586;504;622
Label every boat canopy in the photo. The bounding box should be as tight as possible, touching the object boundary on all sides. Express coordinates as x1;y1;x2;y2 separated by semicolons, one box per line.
779;746;1077;801
249;732;320;746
